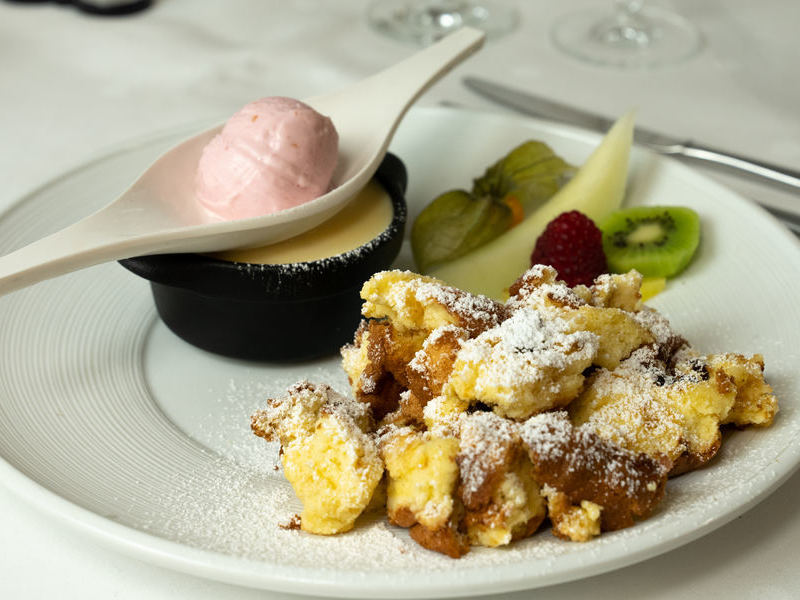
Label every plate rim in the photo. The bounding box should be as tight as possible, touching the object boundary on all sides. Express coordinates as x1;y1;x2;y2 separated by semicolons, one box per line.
0;105;798;598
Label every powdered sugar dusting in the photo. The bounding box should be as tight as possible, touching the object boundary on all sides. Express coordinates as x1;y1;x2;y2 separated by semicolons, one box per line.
521;412;666;498
412;278;504;332
142;452;429;568
422;394;463;437
458;412;518;503
134;364;795;575
632;306;681;348
365;270;507;335
453;309;597;404
252;381;372;443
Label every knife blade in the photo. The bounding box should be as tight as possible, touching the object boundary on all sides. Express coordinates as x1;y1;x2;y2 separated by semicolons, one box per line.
463;76;800;194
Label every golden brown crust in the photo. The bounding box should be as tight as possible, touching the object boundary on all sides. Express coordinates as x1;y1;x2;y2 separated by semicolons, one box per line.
508;265;583;310
456;412;547;547
668;435;721;477
405;325;467;404
569;346;746;476
396;391;427;425
520;512;547;539
345;320;408;420
251;411;276;442
457;413;519;510
521;412;668;531
388;506;417;529
409;521;469;559
458;451;513;512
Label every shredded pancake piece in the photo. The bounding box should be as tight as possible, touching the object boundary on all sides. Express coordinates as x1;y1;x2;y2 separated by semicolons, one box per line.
446;309;598;419
520;411;668;533
341;319;417;420
360;270;508;336
508;264;653;370
457;412;546;547
406;324;468;405
379;426;468;558
571;345;777;476
251;382;383;535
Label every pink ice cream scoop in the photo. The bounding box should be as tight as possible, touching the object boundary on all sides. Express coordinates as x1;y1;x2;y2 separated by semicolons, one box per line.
195;97;339;221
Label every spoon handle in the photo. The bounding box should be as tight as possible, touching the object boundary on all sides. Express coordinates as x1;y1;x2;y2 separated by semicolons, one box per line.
0;206;143;296
0;200;214;297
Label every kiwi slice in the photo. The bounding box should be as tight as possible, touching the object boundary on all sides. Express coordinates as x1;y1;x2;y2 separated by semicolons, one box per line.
601;206;700;277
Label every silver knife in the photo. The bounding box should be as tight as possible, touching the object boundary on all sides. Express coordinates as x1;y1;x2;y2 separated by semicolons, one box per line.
464;76;800;194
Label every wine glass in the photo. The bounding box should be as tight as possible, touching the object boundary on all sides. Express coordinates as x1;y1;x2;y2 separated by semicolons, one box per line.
367;0;519;45
551;1;703;68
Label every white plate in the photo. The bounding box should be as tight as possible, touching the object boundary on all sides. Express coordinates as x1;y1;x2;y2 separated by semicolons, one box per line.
0;107;798;598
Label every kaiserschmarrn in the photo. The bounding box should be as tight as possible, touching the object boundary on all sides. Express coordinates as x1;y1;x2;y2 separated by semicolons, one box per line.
252;266;778;556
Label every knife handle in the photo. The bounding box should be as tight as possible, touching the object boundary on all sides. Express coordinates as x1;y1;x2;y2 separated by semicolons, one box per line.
678;143;800;192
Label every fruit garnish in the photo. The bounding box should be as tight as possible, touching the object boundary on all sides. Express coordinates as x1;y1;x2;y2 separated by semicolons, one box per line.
428;111;635;299
503;195;525;227
529;211;607;287
639;276;666;301
601;206;700;278
411;190;513;272
411;141;575;272
472;140;576;214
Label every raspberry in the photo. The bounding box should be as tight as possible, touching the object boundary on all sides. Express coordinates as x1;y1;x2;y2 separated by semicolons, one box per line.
529;210;607;287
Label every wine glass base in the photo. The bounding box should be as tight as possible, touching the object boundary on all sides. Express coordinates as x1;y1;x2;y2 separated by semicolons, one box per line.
367;0;519;45
552;5;703;68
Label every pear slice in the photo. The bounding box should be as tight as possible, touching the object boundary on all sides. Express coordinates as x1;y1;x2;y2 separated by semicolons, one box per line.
427;111;636;299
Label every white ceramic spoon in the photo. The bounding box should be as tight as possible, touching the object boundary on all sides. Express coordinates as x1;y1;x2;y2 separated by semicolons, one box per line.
0;27;485;296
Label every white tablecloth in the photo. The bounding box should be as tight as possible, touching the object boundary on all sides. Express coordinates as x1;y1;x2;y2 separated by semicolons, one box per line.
2;1;798;598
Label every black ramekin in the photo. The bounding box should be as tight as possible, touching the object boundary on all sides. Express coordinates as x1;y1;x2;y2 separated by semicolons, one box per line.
119;153;407;361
